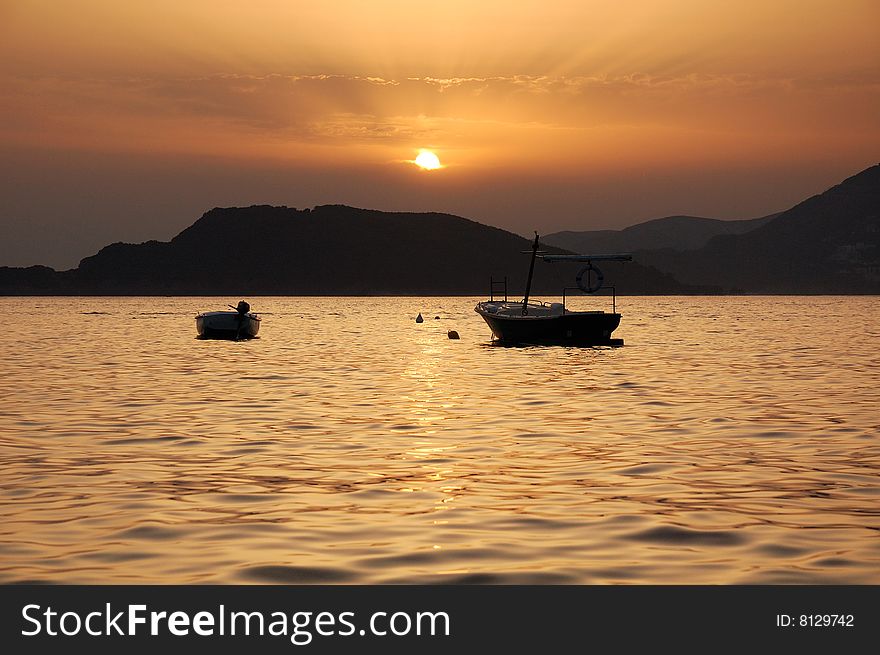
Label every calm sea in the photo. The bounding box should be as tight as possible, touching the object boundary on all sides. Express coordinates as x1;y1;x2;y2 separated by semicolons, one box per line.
1;296;878;583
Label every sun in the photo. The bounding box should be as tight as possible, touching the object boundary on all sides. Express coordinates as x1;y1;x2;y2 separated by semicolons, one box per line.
414;149;442;170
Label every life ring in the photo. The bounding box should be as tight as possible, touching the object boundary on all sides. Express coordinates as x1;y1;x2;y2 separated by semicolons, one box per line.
576;264;604;293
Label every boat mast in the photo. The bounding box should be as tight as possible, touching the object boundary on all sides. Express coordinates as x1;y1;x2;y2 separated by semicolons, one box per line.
521;231;540;315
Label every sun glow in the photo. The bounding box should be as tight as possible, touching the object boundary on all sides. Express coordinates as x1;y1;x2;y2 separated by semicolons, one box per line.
414;150;442;170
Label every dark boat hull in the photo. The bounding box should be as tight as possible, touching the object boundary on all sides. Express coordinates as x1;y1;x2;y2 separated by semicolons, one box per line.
197;326;259;340
477;308;622;346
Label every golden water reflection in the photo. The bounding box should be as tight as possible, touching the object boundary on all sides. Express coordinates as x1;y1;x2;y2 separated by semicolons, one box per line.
0;296;878;583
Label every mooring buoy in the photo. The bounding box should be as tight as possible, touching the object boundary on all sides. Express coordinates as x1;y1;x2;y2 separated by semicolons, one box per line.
415;313;424;323
447;330;460;339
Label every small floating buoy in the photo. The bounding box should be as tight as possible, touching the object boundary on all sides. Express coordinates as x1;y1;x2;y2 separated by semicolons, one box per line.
415;313;424;323
434;316;440;320
447;330;460;339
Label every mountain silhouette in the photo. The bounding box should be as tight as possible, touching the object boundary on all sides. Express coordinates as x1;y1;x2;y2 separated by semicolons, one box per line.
544;214;776;253
0;205;699;295
637;164;880;292
3;163;876;295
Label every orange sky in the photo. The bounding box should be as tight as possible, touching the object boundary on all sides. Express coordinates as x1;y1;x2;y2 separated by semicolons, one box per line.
2;0;879;268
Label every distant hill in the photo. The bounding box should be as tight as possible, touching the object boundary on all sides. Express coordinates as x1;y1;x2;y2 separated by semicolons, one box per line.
544;214;776;253
4;163;876;295
638;164;880;293
0;205;702;295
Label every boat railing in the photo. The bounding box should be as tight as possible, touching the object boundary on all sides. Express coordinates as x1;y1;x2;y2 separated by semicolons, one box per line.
489;276;508;302
483;299;551;309
562;285;617;314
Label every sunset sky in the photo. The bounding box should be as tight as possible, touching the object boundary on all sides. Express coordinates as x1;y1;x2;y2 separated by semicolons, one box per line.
2;0;879;268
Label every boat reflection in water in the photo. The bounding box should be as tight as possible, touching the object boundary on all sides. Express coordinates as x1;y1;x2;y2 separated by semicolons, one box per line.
475;233;631;346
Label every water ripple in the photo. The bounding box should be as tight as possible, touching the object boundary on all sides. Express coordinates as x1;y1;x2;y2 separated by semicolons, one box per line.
0;295;878;583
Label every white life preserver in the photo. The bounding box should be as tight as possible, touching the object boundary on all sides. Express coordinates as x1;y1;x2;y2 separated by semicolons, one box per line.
576;264;604;293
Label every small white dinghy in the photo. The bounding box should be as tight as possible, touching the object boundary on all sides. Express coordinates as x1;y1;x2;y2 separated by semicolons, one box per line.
196;301;261;340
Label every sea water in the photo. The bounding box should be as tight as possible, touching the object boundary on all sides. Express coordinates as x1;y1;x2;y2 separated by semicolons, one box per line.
0;296;878;583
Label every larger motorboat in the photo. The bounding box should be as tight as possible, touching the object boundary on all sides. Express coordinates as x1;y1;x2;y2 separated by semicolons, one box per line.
475;234;631;345
196;301;261;340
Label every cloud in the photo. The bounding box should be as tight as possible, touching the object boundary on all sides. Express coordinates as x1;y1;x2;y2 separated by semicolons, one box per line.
2;70;878;160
